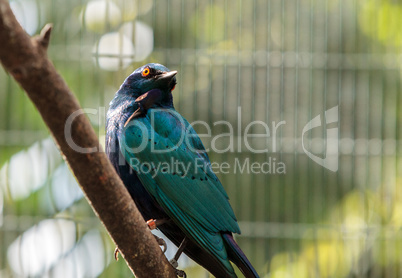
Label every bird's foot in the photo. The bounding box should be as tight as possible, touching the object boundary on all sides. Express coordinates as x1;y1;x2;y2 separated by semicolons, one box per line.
147;219;158;230
167;237;188;277
146;218;169;230
175;269;187;278
169;259;187;278
114;234;166;261
114;247;120;261
154;234;167;253
114;235;166;261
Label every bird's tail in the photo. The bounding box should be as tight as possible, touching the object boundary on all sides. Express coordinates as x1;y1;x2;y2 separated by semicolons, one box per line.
222;233;260;278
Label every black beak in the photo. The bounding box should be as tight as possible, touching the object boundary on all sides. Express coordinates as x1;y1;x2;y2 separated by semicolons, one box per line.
156;70;177;90
157;70;177;81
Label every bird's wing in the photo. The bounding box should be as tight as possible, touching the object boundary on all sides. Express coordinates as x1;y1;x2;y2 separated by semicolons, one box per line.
119;108;241;235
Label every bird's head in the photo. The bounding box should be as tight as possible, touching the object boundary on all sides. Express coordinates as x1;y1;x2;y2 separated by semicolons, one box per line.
121;63;177;97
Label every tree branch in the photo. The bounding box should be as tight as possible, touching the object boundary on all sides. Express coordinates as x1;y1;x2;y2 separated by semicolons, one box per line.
0;1;176;277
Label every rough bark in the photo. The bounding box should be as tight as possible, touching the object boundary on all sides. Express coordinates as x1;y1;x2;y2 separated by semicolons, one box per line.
0;1;176;277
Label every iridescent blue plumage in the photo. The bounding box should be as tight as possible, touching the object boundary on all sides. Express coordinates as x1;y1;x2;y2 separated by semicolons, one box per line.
106;63;259;278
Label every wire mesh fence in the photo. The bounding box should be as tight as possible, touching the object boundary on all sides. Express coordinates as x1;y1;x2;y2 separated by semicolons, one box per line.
0;0;401;277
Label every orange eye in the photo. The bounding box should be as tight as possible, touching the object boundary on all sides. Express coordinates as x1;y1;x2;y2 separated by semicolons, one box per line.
142;68;150;77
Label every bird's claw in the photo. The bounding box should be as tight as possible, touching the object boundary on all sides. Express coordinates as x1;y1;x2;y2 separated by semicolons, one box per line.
169;259;186;278
114;247;120;261
169;258;178;268
154;234;167;253
147;219;157;230
175;269;187;278
147;218;170;230
114;235;166;261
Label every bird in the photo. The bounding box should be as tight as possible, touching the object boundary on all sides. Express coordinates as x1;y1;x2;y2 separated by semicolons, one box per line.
106;63;259;278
